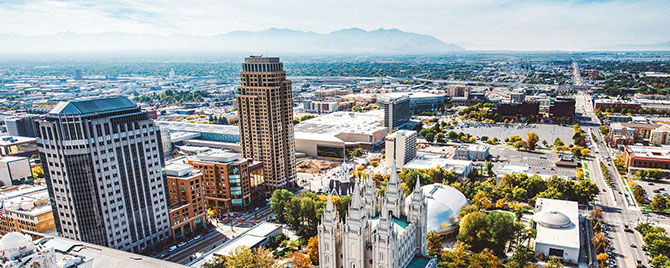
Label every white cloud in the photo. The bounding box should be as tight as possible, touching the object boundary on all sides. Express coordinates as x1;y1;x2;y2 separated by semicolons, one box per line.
0;0;668;50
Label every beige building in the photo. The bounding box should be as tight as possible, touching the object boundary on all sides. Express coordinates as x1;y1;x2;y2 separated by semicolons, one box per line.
0;185;55;239
650;125;670;145
237;56;296;190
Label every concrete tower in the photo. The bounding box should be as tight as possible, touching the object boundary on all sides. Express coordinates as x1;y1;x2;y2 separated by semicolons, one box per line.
237;56;296;190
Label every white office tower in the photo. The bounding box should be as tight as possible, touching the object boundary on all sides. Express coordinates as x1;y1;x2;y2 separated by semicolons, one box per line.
385;130;417;169
35;97;170;253
317;167;435;268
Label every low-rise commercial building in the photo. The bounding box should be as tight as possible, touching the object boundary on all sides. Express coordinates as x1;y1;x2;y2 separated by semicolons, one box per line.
385;130;417;168
454;144;489;161
188;151;265;213
495;102;540;121
533;198;580;264
593;98;641;111
608;123;661;145
0;185;55;239
404;154;472;177
294;110;388;159
190;222;282;267
165;163;207;239
303;100;338;113
624;145;670;173
0;136;38;157
0;156;32;186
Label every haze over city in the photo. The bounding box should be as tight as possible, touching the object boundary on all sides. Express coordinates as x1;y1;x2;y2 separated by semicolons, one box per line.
0;0;669;52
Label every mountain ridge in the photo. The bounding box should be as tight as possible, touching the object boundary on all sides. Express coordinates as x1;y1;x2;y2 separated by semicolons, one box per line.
0;28;464;54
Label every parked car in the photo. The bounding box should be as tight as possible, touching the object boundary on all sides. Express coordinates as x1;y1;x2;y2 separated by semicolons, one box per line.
168;246;177;252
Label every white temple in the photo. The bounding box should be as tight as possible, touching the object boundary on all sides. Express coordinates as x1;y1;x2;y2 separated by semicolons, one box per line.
318;163;436;268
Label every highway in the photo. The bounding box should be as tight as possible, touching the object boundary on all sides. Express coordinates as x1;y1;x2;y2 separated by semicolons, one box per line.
576;88;648;268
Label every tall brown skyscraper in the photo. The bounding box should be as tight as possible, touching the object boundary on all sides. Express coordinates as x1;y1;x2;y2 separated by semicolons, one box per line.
237;56;296;190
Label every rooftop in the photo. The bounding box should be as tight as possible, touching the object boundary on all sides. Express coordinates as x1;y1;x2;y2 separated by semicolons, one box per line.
40;236;187;268
626;145;670;160
49;96;136;115
156;121;240;136
194;150;240;163
534;198;580;250
294;110;386;143
0;136;36;146
405;183;468;234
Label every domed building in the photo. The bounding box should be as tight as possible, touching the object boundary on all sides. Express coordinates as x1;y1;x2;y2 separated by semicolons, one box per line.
0;232;56;268
533;198;580;264
405;183;469;237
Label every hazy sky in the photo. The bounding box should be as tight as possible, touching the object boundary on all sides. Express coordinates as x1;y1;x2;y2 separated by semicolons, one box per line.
0;0;669;50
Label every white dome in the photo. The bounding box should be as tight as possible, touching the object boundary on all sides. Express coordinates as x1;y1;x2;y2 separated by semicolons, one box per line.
405;183;469;234
534;210;571;228
0;232;31;250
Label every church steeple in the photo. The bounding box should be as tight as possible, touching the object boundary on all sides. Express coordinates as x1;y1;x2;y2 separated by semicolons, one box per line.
385;162;404;218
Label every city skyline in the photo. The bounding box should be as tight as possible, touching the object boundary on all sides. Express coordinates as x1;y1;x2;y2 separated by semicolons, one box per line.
0;0;669;51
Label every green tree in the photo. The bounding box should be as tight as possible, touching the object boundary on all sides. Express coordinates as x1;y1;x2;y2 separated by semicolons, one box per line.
426;230;442;256
545;256;563;268
436;133;446;143
448;131;459;140
425;132;435;143
269;189;294;222
650;195;668;211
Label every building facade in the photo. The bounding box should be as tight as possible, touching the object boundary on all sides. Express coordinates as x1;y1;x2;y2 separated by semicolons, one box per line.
318;165;435;268
237;56;296;190
35;97;171;253
385;130;417;168
0;185;55;239
165;163;206;239
454;144;490;161
4;115;39;138
379;95;410;130
624;145;670;173
0;156;32;186
650;125;670;145
188;151;264;213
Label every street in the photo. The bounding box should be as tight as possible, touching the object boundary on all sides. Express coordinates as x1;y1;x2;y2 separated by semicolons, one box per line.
577;89;648;268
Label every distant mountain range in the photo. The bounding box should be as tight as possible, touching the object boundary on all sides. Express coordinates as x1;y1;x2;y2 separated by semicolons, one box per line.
0;28;464;55
594;42;670;51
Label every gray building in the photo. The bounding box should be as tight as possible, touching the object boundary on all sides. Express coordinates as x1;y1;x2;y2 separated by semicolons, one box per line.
5;115;39;137
379;94;410;130
36;96;171;253
454;144;490;161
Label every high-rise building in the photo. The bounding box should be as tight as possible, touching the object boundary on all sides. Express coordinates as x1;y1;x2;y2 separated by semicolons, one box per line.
188;151;265;213
165;163;206;239
35;96;170;253
379;94;410;130
385;130;417;168
237;56;296;190
4;114;39;138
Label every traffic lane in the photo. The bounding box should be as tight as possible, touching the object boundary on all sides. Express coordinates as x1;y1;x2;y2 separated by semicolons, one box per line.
166;230;227;263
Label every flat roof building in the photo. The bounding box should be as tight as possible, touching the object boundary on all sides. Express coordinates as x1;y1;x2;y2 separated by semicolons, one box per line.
294;110;388;159
165;163;207;240
0;185;55;239
404;154;472;177
385;130;417;168
533;198;580;264
454;144;489;161
187;151;265;213
0;156;33;186
624;145;670;173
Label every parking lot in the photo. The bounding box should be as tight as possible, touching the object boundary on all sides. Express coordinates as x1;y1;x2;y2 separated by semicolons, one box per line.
456;123;575;145
635;179;670;204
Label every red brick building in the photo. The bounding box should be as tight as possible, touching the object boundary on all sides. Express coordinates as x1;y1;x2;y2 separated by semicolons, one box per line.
624;145;670;173
165;163;207;239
